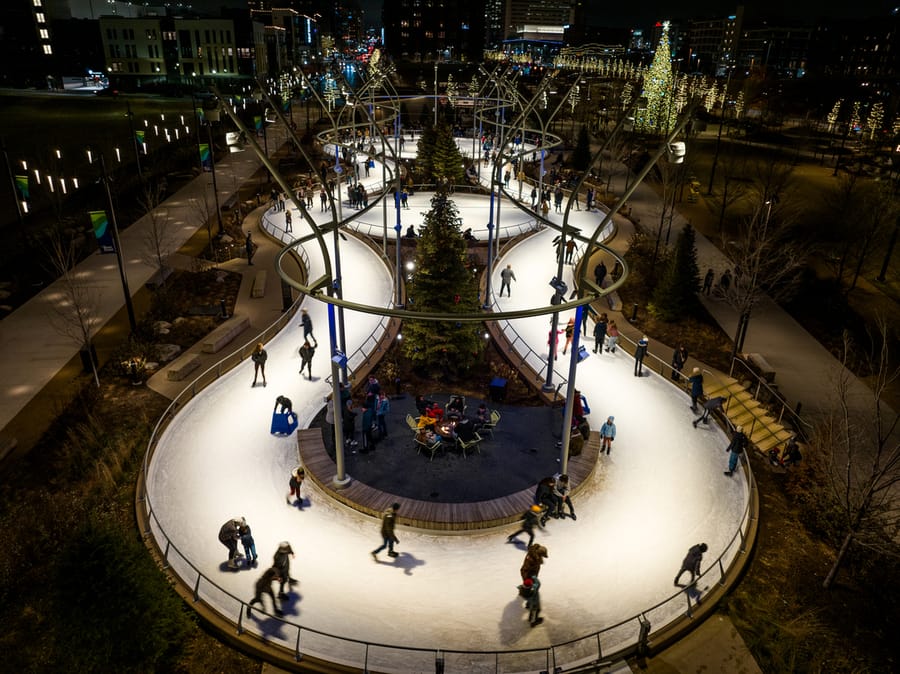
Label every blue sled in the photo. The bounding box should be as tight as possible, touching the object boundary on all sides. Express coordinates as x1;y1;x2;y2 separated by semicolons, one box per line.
271;411;298;435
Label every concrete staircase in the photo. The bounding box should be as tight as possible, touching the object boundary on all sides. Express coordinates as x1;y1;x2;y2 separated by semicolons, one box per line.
704;375;794;454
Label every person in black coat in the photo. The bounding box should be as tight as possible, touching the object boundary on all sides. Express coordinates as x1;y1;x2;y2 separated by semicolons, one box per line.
671;345;688;381
693;396;725;427
218;518;242;569
592;312;608;354
688;367;704;411
674;542;708;586
507;505;544;546
593;261;607;288
248;566;283;616
634;336;649;376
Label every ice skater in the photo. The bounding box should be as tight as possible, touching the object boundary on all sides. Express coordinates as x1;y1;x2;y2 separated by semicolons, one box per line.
239;518;258;567
693;395;725;427
248;566;282;616
562;317;575;355
634;335;649;376
599;416;616;455
674;542;708;589
499;264;517;297
518;577;543;627
688;367;704;411
300;308;317;346
592;312;608;353
251;342;267;387
724;425;748;476
372;502;401;560
286;466;305;507
274;395;293;415
218;517;242;569
605;320;619;353
284;208;292;233
299;340;315;379
520;543;548;581
554;474;576;520
507;505;544;546
273;541;296;599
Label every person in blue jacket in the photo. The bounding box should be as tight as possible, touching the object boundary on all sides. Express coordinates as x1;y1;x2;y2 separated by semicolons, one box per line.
599;416;616;455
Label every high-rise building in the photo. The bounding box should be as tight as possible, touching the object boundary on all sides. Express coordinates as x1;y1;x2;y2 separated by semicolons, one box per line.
382;0;484;62
687;7;744;76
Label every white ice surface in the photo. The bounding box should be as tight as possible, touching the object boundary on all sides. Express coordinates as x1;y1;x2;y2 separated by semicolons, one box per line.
146;187;750;671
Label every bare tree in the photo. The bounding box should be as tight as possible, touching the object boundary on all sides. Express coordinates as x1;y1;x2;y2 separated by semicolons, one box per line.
189;190;218;262
718;199;805;359
139;183;177;289
45;234;102;387
817;321;900;589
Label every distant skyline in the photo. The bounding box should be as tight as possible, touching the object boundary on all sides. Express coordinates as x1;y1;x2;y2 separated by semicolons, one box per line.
360;0;894;29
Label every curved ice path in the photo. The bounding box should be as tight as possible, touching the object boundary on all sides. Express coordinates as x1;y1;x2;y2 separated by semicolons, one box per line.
146;187;748;669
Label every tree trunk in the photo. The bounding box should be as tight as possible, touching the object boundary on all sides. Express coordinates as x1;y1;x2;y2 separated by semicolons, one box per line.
823;530;853;589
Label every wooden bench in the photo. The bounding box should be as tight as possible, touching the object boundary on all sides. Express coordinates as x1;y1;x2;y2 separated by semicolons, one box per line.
201;314;250;354
297;428;601;532
250;270;267;298
746;353;776;383
166;352;202;381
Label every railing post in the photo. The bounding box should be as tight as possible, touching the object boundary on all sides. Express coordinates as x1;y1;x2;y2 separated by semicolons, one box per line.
192;574;201;602
718;558;727;585
237;604;244;635
295;626;303;661
162;540;171;569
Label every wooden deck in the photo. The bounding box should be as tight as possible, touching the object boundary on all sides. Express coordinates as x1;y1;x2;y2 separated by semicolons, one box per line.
298;428;602;532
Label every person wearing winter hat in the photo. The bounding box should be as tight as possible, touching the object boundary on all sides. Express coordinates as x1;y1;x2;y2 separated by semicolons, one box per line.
517;576;543;627
520;543;548;581
218;517;242;569
599;416;616;455
507;504;545;546
634;335;649;376
273;541;296;599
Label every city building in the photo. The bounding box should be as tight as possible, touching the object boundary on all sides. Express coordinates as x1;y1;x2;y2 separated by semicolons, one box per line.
686;7;744;76
382;0;484;62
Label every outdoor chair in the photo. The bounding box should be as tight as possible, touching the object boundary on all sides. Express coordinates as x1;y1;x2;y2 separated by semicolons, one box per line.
480;409;501;439
415;435;442;461
405;414;419;432
456;432;483;458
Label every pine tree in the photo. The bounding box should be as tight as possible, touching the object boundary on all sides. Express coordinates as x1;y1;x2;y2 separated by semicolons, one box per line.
651;223;701;321
636;22;677;134
416;125;437;178
427;123;465;185
403;189;484;375
571;125;591;171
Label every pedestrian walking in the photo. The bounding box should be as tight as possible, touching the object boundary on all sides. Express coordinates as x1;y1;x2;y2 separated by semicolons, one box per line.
724;425;748;476
671;345;688;381
299;340;315;379
520;543;548;581
248;566;283;616
693;395;725;427
245;231;255;265
565;238;576;263
499;264;517;297
634;335;649;376
562;317;576;355
218;517;242;569
688;367;704;411
599;416;616;455
286;466;305;507
605;320;619;353
702;268;714;295
371;502;401;560
273;541;295;599
251;342;267;387
594;260;607;288
300;308;317;346
674;542;708;586
507;505;544;546
593;312;608;353
517;577;544;627
239;518;258;567
284;208;292;233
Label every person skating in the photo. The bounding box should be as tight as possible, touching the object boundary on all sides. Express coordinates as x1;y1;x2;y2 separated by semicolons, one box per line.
592;312;608;353
273;541;296;599
274;395;293;415
298;340;315;379
688;367;704;411
518;577;543;627
248;566;283;616
599;416;616;455
218;518;242;569
239;518;258;567
507;505;544;546
674;542;708;588
251;342;267;387
693;396;725;427
520;543;548;581
300;308;317;346
671;345;688;381
724;425;748;476
634;335;649;376
372;502;401;560
561;317;576;355
605;320;619;353
554;474;576;520
286;466;305;507
499;264;517;297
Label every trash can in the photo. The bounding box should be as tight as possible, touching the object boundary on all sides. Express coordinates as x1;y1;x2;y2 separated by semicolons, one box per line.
489;377;507;403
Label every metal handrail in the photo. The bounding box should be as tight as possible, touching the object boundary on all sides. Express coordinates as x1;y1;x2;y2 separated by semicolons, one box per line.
729;356;811;440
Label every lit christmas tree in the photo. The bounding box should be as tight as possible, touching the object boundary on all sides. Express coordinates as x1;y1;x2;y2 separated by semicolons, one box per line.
866;101;884;140
826;99;842;133
635;21;678;134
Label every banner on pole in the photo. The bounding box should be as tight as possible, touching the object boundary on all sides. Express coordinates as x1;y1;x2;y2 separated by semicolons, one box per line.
254;115;263;136
198;143;211;171
89;210;116;253
15;175;29;200
196;107;205;123
282;98;291;112
135;129;145;146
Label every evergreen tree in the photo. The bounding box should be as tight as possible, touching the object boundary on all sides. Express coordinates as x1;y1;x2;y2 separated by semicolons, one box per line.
403;189;483;375
571;125;591;172
651;223;701;321
636;22;677;134
431;123;465;185
416;124;437;178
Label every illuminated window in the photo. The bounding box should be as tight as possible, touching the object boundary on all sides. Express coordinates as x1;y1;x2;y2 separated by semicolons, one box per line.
43;44;52;54
36;12;45;23
33;0;42;5
39;29;48;39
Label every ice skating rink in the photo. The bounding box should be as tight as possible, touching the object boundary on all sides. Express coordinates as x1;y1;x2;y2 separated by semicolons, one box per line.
144;173;751;672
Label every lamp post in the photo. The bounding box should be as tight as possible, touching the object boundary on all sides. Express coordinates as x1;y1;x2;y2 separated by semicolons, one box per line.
96;152;137;333
203;106;225;237
434;61;439;126
125;101;143;182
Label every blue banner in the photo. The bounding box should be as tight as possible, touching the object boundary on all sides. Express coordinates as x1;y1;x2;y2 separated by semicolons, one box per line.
199;143;211;172
90;210;115;253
